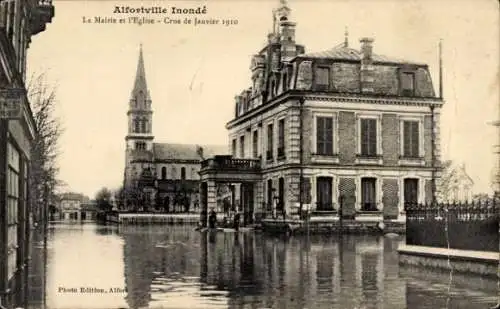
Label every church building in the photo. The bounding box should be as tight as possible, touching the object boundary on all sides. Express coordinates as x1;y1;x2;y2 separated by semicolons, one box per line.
123;46;227;212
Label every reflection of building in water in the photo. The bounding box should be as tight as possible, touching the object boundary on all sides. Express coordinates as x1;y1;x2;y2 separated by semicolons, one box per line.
199;232;264;300
121;225;200;309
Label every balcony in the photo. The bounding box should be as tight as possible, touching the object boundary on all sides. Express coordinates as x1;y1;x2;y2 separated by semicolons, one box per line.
201;155;261;172
31;0;55;36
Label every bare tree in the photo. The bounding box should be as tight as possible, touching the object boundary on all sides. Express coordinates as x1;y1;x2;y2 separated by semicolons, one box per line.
27;73;63;226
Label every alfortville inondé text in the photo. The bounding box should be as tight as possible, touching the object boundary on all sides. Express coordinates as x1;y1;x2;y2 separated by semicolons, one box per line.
113;6;207;15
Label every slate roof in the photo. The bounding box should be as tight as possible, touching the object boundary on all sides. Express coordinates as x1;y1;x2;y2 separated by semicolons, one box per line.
129;149;154;161
298;46;425;66
59;192;89;202
153;143;229;161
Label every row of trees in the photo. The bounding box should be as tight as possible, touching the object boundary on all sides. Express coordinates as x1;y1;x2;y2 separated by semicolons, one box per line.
94;185;197;213
28;73;63;225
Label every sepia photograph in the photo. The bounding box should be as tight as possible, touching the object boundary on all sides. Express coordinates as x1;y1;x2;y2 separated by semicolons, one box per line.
0;0;498;308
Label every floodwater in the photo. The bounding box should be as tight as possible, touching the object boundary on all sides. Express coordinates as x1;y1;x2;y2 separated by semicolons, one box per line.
27;223;498;309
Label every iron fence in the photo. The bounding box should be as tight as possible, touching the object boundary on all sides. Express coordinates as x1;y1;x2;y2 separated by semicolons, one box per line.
405;200;499;252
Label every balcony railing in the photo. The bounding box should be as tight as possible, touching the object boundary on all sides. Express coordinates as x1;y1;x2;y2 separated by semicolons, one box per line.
201;156;261;171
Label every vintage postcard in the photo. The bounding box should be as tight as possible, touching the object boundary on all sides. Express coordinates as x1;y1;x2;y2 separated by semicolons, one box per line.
0;0;498;308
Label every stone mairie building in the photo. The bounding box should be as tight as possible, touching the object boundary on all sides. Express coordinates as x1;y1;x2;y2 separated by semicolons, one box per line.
199;0;443;225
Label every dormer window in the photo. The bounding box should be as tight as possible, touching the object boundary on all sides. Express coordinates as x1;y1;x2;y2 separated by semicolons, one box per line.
315;66;330;91
401;72;415;96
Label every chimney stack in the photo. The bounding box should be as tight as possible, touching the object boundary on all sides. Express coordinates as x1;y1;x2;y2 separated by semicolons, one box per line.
360;37;374;60
359;37;375;93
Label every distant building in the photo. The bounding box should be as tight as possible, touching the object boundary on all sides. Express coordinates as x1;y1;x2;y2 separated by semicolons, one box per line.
56;192;90;221
122;46;227;212
199;0;444;226
436;161;474;202
80;201;98;221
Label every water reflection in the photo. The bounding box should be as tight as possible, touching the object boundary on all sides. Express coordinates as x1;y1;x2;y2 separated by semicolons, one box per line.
33;224;498;309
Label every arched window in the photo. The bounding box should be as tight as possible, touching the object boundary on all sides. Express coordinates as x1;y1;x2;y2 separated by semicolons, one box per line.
141;118;146;133
161;167;167;179
134;118;140;133
181;167;186;180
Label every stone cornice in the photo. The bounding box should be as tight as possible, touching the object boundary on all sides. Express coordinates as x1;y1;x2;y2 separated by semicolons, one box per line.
125;135;154;141
154;159;200;164
302;94;444;107
227;90;444;129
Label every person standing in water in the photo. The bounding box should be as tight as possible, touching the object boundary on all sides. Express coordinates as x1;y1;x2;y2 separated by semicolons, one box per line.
208;208;217;229
233;211;240;232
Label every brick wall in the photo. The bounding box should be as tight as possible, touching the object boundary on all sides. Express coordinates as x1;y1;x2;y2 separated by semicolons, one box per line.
382;114;400;165
382;178;399;219
332;63;360;93
372;65;399;95
339;177;356;219
338;111;356;164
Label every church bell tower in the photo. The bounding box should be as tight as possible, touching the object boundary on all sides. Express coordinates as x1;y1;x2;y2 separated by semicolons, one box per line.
124;44;154;189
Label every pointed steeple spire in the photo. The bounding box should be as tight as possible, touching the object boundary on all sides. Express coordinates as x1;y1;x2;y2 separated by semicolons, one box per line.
132;44;148;96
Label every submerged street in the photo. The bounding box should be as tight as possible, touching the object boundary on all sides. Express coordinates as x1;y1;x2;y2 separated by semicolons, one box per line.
27;223;498;309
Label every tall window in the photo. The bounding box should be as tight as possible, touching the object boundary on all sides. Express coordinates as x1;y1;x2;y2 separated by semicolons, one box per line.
181;167;186;180
278;178;285;211
315;67;330;90
252;130;258;158
140;118;146;133
267;179;273;211
278;119;285;158
161;167;167;179
404;178;419;208
240;135;245;158
232;139;237;156
316;117;333;155
316;177;333;211
361;178;377;211
134;119;140;133
135;142;146;150
7;143;19;279
360;118;377;156
403;121;419;158
267;123;273;160
401;72;415;96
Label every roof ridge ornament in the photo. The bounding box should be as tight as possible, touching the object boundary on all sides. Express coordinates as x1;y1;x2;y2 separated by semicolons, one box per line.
344;26;349;47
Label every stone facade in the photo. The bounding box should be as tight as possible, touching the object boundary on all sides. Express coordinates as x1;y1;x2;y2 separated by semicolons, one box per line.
214;0;444;224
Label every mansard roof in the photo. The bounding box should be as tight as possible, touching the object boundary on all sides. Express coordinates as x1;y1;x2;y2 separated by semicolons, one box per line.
297;45;426;66
153;143;228;161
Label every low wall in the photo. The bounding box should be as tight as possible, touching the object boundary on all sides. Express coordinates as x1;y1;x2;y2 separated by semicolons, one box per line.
106;213;202;225
398;245;499;278
261;219;405;235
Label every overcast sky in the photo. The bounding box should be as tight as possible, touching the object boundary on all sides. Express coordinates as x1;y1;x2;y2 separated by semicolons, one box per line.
26;0;499;198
